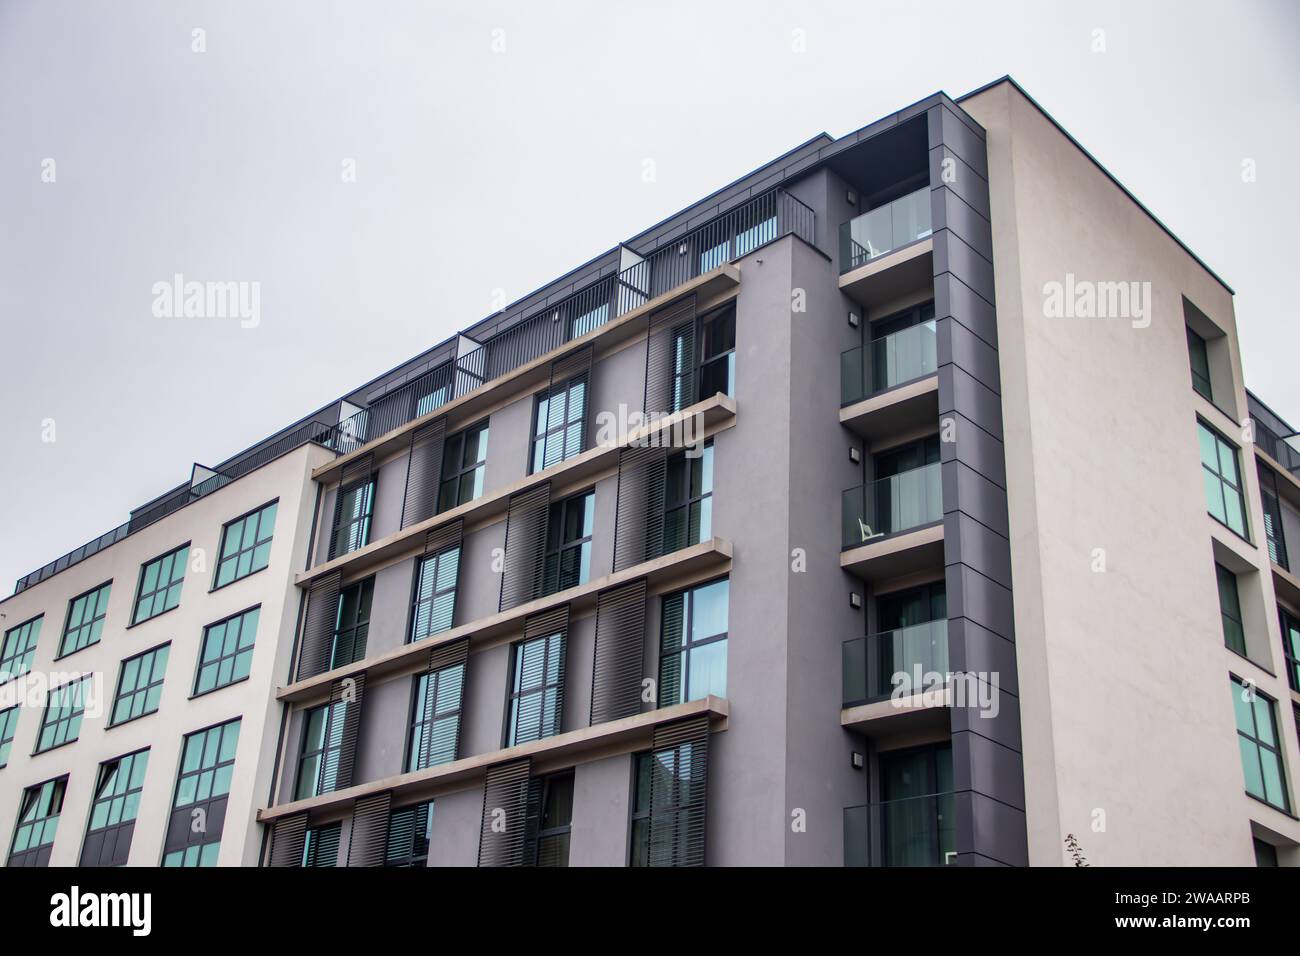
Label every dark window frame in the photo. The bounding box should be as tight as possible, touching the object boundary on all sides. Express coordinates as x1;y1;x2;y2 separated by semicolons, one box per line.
542;489;595;596
213;499;278;589
163;717;241;867
34;675;90;753
109;642;170;727
658;577;730;708
504;630;565;748
329;478;376;560
1280;608;1300;695
534;771;575;867
1261;481;1289;571
1186;325;1213;400
406;663;465;772
530;374;589;475
1231;676;1291;813
303;822;342;867
438;420;489;514
193;605;261;697
1198;420;1249;541
1;615;43;684
1215;563;1247;657
0;705;18;768
131;542;190;626
408;547;459;644
332;577;375;667
663;441;714;555
385;801;433;867
8;776;67;867
295;700;350;800
57;579;112;659
80;748;150;867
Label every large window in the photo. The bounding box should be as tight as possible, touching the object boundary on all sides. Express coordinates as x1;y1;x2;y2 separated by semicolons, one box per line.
1;615;42;682
329;478;376;559
132;544;189;625
407;663;465;771
438;421;489;513
8;777;66;868
332;578;374;667
542;491;594;596
385;801;433;867
296;700;350;799
697;304;736;401
1215;564;1246;656
535;772;574;867
35;676;89;753
194;606;260;696
1186;326;1213;400
659;578;729;707
214;500;277;588
110;644;170;726
80;749;149;867
663;442;713;554
505;631;565;747
1282;609;1300;694
59;581;112;657
531;375;588;474
302;823;341;867
0;706;18;767
163;718;241;867
409;547;459;643
1231;677;1290;812
1198;422;1248;538
628;741;708;868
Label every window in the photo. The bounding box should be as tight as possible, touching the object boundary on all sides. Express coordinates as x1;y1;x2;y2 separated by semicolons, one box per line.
1;615;42;683
531;375;588;474
303;823;341;867
330;479;375;559
59;581;111;657
876;743;956;866
663;442;713;554
697;304;736;401
332;577;374;667
1254;837;1279;867
214;500;277;588
110;644;169;726
506;631;565;747
659;578;729;706
628;741;708;868
1231;677;1290;812
542;491;594;596
80;749;149;867
163;718;241;867
35;677;89;752
629;754;652;867
385;801;433;867
0;706;18;767
1198;422;1248;538
296;700;351;799
1280;609;1300;694
1215;564;1246;656
1187;326;1213;400
132;544;189;624
535;772;574;867
407;663;465;771
194;606;260;695
1261;488;1289;570
438;421;489;513
409;548;458;643
8;777;66;867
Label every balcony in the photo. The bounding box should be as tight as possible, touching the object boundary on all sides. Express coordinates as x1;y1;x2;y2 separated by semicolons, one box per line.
839;188;932;274
841;463;944;581
841;320;938;406
844;793;957;867
843;620;948;707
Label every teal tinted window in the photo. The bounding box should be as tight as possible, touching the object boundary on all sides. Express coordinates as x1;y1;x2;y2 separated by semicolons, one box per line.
164;718;240;866
1198;423;1247;538
194;607;259;695
215;501;277;588
659;578;729;706
407;664;464;771
111;644;169;725
506;631;564;746
531;375;587;474
8;777;66;867
1215;564;1246;656
409;549;458;643
0;706;18;767
329;480;375;559
35;677;89;752
1231;678;1290;811
133;544;189;624
0;616;42;683
59;581;111;657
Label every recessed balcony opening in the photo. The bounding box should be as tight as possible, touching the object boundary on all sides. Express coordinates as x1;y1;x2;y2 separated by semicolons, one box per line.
841;301;937;405
845;742;955;867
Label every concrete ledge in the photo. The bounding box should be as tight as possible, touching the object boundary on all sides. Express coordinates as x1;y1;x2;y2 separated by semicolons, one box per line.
840;375;939;443
841;522;945;581
838;237;934;311
841;688;951;739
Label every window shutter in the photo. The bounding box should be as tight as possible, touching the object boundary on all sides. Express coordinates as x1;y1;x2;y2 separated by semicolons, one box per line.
612;446;669;572
539;346;593;467
644;295;697;416
401;418;447;529
328;455;374;560
648;715;710;867
268;813;308;868
347;791;392;867
499;483;551;611
590;580;647;724
324;674;366;792
477;758;534;867
296;570;342;681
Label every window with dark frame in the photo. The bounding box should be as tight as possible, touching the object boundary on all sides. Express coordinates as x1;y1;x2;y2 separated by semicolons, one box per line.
35;676;89;752
80;749;149;867
302;823;341;867
663;442;714;555
1186;326;1213;400
542;490;594;596
214;500;277;588
8;777;66;868
163;718;241;867
531;374;588;474
58;581;111;657
1261;487;1289;570
132;544;189;625
697;303;736;401
1280;608;1300;694
1215;564;1247;656
0;706;18;767
332;577;374;667
1;615;42;682
535;771;574;867
407;663;465;771
1231;677;1291;812
659;578;729;707
1198;422;1248;539
329;478;375;560
438;421;489;513
194;606;260;696
409;547;458;643
385;801;433;867
110;644;170;726
296;700;350;799
629;753;652;867
628;741;707;868
505;630;565;747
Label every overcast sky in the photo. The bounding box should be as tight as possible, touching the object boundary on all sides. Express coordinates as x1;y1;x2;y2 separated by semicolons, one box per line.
1;0;1297;592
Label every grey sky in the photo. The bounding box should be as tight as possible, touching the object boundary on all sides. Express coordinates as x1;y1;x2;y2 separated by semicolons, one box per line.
2;0;1297;592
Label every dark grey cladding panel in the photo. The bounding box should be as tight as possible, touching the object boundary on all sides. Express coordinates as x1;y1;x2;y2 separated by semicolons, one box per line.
939;365;1003;441
929;149;991;221
946;564;1015;640
934;232;995;306
935;274;998;348
935;187;993;261
951;682;1022;753
946;618;1018;696
939;317;1001;395
939;411;1006;489
951;791;1029;867
944;512;1013;590
953;730;1026;809
941;461;1009;539
927;105;989;179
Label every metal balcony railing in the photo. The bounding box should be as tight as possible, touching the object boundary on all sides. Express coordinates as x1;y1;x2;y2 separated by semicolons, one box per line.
843;620;949;707
844;793;957;867
841;319;938;405
838;187;932;274
842;462;942;549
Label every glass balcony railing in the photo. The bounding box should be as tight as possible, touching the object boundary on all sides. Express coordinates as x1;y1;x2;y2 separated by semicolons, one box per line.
841;320;938;404
838;187;932;274
844;793;957;867
843;620;948;707
842;462;942;549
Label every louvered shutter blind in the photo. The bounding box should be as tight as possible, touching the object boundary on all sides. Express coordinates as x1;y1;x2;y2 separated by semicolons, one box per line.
590;580;647;723
268;813;308;868
297;570;343;681
347;791;392;867
648;715;710;867
401;418;447;529
477;758;533;867
499;484;550;611
612;446;669;572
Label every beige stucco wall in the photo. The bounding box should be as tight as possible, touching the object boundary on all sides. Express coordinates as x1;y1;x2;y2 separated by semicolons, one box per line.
962;81;1300;865
0;441;329;865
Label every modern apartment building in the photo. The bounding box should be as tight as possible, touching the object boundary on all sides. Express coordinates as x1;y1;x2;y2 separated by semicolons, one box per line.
2;76;1297;867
